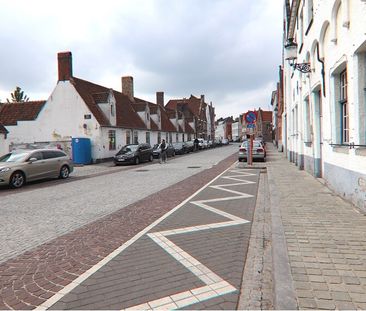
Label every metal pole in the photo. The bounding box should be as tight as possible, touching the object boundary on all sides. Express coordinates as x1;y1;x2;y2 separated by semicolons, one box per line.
248;134;253;165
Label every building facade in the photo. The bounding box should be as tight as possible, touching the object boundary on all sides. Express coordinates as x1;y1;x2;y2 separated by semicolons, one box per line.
282;0;366;211
0;52;198;162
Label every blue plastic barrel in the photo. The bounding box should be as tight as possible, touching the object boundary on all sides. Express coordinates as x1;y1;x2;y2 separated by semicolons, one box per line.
72;137;92;164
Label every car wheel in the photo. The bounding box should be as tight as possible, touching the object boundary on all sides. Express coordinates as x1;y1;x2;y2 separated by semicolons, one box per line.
149;154;153;162
10;171;25;188
59;165;70;179
134;157;140;165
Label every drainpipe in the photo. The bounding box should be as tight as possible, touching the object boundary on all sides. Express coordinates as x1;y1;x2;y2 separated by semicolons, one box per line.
316;42;326;97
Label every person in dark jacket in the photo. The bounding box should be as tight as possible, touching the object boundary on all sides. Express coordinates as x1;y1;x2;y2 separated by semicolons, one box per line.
160;139;167;163
194;138;199;151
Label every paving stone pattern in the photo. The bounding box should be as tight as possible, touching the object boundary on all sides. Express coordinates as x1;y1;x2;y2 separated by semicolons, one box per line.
267;143;366;310
0;151;240;310
45;168;259;310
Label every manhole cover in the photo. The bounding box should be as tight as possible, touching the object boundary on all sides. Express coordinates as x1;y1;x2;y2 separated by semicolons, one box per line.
135;169;149;172
187;166;201;168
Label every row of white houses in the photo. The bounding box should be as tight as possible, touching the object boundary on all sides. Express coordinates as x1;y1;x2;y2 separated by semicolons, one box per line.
0;52;215;162
280;0;366;211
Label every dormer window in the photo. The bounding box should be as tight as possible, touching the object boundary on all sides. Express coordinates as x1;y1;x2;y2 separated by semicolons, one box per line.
110;104;115;117
84;114;92;119
147;112;150;121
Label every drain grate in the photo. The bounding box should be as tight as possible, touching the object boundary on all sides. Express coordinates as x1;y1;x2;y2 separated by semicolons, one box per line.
187;166;201;169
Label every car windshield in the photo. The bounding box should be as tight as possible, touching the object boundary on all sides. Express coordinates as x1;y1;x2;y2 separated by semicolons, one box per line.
241;141;262;148
173;142;183;147
153;144;161;150
0;151;29;163
117;145;138;154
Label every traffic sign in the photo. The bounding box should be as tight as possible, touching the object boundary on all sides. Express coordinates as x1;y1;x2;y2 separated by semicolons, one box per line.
245;111;257;124
247;123;256;128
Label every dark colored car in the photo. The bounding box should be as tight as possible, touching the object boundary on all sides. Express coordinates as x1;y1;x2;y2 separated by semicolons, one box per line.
152;143;175;159
185;141;195;152
172;142;188;155
114;143;153;165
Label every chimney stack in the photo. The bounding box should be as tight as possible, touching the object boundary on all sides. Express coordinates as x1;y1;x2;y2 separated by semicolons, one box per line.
58;52;73;81
122;76;134;101
156;91;164;107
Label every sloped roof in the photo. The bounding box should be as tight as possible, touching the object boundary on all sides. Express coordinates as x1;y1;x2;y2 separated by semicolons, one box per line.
92;91;110;103
150;119;159;131
133;102;147;112
0;101;46;126
184;121;195;134
160;108;176;132
71;77;146;129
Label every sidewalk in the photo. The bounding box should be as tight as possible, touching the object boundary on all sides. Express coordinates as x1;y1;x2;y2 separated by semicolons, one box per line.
265;143;366;310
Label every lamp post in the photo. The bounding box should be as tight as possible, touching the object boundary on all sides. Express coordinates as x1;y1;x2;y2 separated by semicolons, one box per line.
284;39;311;73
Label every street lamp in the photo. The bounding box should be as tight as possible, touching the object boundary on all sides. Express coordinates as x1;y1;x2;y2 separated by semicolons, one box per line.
284;38;311;73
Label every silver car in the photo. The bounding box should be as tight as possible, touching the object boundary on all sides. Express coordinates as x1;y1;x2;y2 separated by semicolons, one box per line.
0;149;73;188
238;141;266;162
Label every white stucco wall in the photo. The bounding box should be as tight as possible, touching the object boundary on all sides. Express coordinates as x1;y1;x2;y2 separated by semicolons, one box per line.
0;135;8;155
284;0;366;210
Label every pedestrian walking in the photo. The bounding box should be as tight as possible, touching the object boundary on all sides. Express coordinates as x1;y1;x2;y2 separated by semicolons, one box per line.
194;138;199;151
159;139;167;164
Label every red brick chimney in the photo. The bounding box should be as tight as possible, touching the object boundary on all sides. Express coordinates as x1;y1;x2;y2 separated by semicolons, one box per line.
156;92;164;107
122;76;134;101
58;52;73;81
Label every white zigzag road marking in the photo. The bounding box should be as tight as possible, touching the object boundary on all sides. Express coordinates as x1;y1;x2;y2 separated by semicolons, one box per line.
126;170;256;310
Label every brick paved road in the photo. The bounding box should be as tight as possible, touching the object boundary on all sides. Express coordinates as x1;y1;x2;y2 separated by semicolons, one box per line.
0;145;237;265
0;146;256;310
46;167;260;310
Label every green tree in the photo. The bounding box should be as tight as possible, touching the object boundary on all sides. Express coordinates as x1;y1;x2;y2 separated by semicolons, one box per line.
7;86;29;103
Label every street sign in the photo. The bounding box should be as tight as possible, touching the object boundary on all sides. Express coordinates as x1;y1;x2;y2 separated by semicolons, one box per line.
245;111;257;124
247;123;256;128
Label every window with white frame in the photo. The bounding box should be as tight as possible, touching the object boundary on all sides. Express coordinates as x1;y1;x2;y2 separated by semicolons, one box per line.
133;131;139;144
109;130;116;150
176;133;179;142
146;132;150;144
126;130;131;145
340;69;349;143
306;0;314;31
305;97;312;142
169;132;172;143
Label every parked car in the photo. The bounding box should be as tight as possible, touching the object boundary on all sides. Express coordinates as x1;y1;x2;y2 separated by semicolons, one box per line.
0;149;73;188
214;138;222;147
222;138;230;145
152;143;175;159
185;141;195;152
197;138;206;149
254;139;267;157
238;140;266;162
172;142;188;155
114;143;153;165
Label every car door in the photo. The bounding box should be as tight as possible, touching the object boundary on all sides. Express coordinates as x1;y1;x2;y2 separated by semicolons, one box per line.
140;144;148;161
42;150;62;177
25;151;46;181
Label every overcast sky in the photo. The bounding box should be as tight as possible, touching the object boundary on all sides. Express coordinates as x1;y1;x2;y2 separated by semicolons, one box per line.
0;0;283;119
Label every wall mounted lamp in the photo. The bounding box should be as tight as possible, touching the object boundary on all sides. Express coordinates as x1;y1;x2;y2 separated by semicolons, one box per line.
284;39;311;73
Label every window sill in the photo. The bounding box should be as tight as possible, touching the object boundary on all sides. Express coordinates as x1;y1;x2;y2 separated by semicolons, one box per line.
355;148;366;156
332;146;350;154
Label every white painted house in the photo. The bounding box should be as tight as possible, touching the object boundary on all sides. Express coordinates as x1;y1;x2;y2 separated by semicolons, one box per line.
0;52;194;163
282;0;366;210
